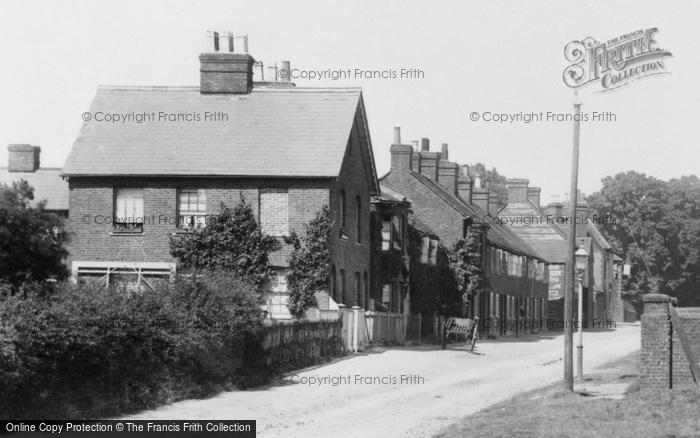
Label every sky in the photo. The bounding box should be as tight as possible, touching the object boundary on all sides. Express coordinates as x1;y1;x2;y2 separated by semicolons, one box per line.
0;0;697;204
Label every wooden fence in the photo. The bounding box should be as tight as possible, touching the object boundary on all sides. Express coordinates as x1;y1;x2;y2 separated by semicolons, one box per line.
262;319;344;371
364;311;422;345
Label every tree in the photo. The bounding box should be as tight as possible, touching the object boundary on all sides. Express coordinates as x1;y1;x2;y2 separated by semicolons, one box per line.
169;195;279;288
588;171;700;306
285;206;331;319
0;180;68;287
447;223;489;316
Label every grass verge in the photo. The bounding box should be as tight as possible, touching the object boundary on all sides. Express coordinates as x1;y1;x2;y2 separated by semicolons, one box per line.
435;351;700;438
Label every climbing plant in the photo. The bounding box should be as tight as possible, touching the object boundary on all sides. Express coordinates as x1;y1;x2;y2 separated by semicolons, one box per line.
285;206;331;319
447;222;489;316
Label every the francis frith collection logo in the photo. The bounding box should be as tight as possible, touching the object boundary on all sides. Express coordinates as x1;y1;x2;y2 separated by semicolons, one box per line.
563;28;672;92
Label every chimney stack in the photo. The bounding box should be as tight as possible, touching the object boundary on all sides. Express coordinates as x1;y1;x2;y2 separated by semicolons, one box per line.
418;138;440;181
527;187;541;207
390;127;413;175
437;144;458;195
457;166;473;204
506;178;529;203
472;188;490;214
546;202;563;219
200;31;255;94
488;190;500;216
8;144;40;172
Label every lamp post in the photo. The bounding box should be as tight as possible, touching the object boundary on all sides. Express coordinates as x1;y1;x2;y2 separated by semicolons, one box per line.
575;246;588;380
564;93;582;390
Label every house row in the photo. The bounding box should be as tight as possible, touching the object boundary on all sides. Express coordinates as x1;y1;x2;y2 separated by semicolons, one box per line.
1;36;623;329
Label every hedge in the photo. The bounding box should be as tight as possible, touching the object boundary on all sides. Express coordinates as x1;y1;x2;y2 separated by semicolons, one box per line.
0;272;266;419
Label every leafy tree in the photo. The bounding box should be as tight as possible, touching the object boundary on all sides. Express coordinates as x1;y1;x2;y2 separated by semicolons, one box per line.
169;195;279;288
588;171;700;306
447;223;489;316
470;163;508;209
285;206;331;319
0;180;68;286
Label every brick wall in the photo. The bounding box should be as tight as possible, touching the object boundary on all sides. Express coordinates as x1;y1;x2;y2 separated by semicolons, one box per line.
640;293;700;390
66;176;330;267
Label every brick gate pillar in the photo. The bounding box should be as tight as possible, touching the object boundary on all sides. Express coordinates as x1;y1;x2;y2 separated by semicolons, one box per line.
640;293;672;390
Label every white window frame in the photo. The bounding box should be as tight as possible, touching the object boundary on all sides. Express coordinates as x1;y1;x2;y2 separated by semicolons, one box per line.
178;188;207;230
114;188;144;231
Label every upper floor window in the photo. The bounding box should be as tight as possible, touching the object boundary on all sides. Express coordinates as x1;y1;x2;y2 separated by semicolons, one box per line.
340;190;347;230
178;188;207;230
356;196;362;243
260;188;289;236
114;188;143;232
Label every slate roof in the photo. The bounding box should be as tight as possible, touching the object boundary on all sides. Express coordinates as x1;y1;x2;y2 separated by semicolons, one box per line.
499;201;568;263
376;185;409;204
409;214;438;238
404;171;544;260
63;86;375;184
0;167;69;211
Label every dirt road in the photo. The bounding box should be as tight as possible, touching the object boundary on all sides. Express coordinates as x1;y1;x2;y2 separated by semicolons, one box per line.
126;323;641;437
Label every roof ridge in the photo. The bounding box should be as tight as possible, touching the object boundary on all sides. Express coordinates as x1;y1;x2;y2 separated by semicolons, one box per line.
97;85;363;93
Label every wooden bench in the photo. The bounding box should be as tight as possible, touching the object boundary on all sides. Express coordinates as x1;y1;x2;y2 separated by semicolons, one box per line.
443;316;480;352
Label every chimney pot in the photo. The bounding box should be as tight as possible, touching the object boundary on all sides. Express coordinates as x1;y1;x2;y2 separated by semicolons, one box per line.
421;138;430;152
393;127;401;145
227;32;234;52
411;140;419;152
441;143;449;160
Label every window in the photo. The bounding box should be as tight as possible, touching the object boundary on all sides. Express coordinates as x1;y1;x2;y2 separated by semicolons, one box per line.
114;188;144;231
420;236;430;263
260;188;289;236
392;215;402;250
356;196;362;243
339;269;346;304
330;265;337;301
381;216;392;251
178;188;207;230
355;272;361;307
429;239;438;265
363;271;369;310
340;190;346;229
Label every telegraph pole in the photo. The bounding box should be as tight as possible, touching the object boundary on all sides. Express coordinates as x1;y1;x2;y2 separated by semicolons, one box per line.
564;93;581;391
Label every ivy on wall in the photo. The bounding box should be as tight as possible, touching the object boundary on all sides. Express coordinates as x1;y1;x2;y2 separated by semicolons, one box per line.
285;206;331;319
447;223;489;316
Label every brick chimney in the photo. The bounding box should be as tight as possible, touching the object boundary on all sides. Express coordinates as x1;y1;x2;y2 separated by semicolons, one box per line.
390;127;413;175
419;138;441;181
8;144;40;172
488;190;500;216
411;140;421;172
200;31;255;94
457;166;473;204
546;202;563;219
527;187;541;207
472;187;489;214
438;143;458;195
506;178;529;203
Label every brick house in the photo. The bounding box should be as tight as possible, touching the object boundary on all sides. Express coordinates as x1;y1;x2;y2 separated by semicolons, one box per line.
369;185;411;313
500;182;621;327
62;41;379;319
1;145;69;216
380;127;549;336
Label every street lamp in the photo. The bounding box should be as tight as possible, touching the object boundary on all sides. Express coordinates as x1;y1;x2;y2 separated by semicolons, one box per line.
574;246;588;380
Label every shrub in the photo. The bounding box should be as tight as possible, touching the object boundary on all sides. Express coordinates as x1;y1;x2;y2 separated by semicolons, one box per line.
0;272;264;419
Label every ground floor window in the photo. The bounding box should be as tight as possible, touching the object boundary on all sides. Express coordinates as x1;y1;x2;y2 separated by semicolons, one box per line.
72;261;175;291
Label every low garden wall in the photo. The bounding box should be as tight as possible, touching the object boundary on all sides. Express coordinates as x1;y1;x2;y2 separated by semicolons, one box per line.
640;293;700;390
